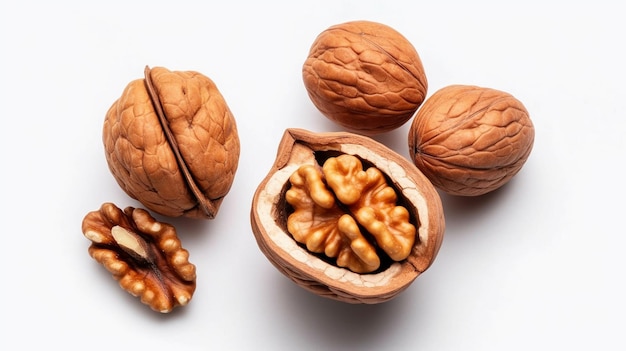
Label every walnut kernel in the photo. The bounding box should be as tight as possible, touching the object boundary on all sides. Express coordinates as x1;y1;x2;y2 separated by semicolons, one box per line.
82;203;196;313
286;154;416;273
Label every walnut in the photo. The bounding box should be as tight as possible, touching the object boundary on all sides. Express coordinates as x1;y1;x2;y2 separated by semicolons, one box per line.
302;20;427;135
250;128;445;304
103;66;240;219
81;203;196;313
408;85;535;196
286;154;416;274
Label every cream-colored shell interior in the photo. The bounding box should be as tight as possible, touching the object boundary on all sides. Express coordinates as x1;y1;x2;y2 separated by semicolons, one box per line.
255;143;431;288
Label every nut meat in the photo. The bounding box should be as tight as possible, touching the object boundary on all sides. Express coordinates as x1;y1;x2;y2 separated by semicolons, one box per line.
286;154;416;274
82;203;196;313
302;20;428;135
250;128;445;304
103;66;240;219
408;85;535;196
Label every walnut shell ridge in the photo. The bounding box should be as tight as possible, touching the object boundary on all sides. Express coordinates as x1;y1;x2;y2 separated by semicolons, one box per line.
408;85;535;196
303;20;428;135
103;66;240;219
250;128;445;304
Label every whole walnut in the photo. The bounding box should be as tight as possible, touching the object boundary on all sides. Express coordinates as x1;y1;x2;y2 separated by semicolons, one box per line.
103;66;240;219
408;85;534;196
302;20;428;135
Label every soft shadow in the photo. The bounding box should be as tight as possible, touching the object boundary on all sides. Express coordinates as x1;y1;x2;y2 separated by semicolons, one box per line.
152;213;215;248
438;179;517;234
81;253;193;323
369;126;412;158
271;274;422;349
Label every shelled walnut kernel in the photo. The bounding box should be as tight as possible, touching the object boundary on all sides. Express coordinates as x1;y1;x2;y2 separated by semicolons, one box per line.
81;203;196;313
285;154;416;273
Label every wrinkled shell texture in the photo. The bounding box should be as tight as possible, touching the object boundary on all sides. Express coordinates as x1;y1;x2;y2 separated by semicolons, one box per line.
408;85;534;196
303;20;427;135
103;67;240;218
250;129;445;304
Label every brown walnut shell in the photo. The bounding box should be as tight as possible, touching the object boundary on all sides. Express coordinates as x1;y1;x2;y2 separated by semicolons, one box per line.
408;85;535;196
103;66;240;219
302;20;428;135
250;128;445;304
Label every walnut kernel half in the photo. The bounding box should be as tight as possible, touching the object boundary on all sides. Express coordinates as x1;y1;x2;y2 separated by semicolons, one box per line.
82;203;196;313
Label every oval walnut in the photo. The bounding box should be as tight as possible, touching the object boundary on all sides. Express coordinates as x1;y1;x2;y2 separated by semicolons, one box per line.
103;66;240;219
250;128;445;304
302;20;428;135
408;85;535;196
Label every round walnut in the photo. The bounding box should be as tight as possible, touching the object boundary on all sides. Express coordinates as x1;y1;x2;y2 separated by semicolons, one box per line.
103;66;240;219
408;85;535;196
250;128;445;304
302;20;428;135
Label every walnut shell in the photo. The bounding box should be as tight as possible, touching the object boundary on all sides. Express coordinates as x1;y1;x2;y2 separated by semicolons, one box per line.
103;66;240;219
250;128;445;304
408;85;535;196
302;20;427;135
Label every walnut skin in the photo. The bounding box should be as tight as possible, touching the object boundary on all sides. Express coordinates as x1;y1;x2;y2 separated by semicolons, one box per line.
302;20;428;135
103;66;240;219
408;85;535;196
82;203;196;313
250;129;445;304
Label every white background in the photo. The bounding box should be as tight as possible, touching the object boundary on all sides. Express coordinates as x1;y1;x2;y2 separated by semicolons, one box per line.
2;1;624;350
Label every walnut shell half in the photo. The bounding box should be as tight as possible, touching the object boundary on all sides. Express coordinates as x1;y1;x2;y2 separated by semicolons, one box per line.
408;85;535;196
103;66;240;219
250;128;445;304
302;20;428;135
